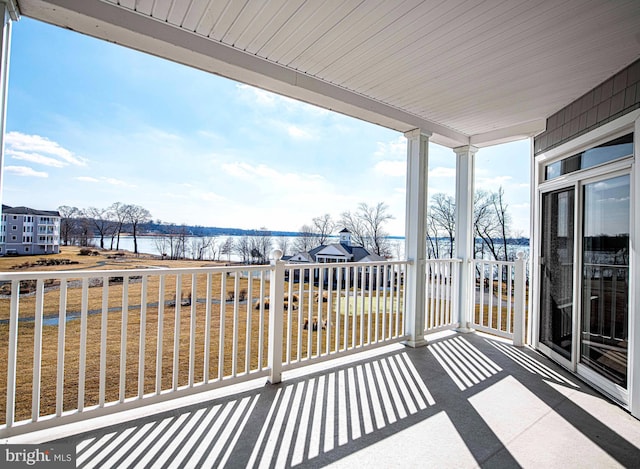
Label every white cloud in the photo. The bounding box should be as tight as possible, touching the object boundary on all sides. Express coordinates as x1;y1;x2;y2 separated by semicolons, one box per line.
8;150;66;168
287;125;315;140
5;166;48;178
374;160;405;177
374;136;406;160
429;167;456;178
6;131;88;167
104;177;135;187
200;191;226;202
476;175;513;190
75;175;135;187
221;161;325;188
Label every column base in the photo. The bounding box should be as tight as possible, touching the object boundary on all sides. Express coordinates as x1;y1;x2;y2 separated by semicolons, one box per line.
402;337;429;348
455;326;475;334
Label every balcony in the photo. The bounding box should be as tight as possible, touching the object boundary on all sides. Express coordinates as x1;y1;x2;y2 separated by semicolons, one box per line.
1;253;638;465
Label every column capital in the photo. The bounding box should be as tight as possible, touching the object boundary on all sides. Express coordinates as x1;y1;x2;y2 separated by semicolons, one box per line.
453;145;479;156
404;128;432;139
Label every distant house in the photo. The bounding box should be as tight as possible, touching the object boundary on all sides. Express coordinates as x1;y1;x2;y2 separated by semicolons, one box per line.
0;205;61;256
288;229;385;264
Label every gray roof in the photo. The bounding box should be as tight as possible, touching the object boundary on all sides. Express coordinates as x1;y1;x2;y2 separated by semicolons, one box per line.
2;205;61;217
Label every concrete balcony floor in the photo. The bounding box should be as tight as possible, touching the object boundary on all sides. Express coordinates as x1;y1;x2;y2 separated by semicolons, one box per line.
8;331;640;468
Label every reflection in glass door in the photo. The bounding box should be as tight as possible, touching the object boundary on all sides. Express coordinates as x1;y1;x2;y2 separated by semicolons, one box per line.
539;188;575;360
581;175;630;387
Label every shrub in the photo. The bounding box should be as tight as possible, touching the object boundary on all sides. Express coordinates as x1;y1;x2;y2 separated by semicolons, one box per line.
79;248;92;256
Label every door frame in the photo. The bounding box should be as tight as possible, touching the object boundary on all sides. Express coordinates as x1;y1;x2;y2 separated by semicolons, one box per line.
532;111;638;412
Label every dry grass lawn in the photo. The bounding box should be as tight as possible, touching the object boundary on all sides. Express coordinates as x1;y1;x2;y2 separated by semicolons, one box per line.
0;247;403;424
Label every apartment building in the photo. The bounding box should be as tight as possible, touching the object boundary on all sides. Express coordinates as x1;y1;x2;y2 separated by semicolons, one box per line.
0;205;60;256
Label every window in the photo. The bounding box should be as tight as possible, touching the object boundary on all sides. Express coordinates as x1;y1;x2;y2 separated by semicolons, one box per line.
12;225;16;231
545;133;633;181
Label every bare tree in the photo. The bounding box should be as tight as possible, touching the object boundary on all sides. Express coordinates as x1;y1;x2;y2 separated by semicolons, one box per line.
474;188;513;261
85;206;116;250
189;235;216;260
339;211;367;247
155;224;188;259
124;204;152;255
109;202;128;250
221;237;234;261
277;236;290;257
428;193;456;258
235;235;251;263
312;214;335;245
253;227;273;264
58;205;82;246
294;224;317;253
342;202;393;256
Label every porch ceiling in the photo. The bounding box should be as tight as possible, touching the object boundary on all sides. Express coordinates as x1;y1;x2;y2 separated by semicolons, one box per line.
14;0;640;147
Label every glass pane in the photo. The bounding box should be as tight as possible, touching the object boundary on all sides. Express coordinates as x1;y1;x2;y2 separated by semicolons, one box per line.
545;133;633;181
581;175;630;387
539;188;575;359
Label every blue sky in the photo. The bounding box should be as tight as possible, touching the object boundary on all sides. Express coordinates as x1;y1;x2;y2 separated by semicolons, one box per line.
4;18;531;237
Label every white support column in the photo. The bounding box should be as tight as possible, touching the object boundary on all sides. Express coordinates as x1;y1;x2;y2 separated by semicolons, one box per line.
453;145;478;332
0;1;17;212
403;129;430;347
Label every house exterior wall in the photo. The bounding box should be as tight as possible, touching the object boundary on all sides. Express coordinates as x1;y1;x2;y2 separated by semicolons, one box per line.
534;60;640;156
532;59;640;419
0;210;60;255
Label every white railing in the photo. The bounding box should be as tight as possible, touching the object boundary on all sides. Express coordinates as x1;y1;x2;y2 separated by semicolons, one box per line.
0;254;408;437
471;253;527;344
278;259;408;373
424;259;461;333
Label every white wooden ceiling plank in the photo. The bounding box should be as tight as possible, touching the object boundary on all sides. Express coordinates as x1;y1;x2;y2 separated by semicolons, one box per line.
134;0;154;16
118;0;135;9
385;4;635;109
291;0;406;75
318;0;484;84
230;0;285;50
220;0;271;46
258;0;353;64
337;0;539;94
273;2;362;66
354;0;603;99
193;0;231;36
255;1;331;59
181;0;212;31
330;0;537;88
257;0;348;58
166;0;192;26
307;0;430;77
209;0;251;41
243;1;306;55
316;0;458;85
151;0;172;21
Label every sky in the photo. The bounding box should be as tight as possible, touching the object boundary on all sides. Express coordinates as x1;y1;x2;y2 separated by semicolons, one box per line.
4;18;531;237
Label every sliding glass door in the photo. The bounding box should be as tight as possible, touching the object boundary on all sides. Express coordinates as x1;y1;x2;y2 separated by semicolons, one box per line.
538;174;630;393
581;175;630;388
539;188;575;361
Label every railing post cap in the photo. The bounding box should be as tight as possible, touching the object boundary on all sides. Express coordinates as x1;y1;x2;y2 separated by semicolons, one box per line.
516;251;525;260
271;249;283;261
